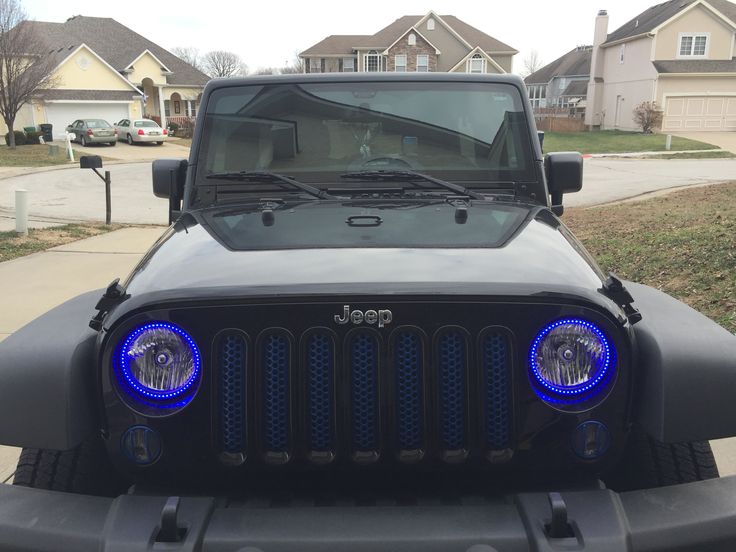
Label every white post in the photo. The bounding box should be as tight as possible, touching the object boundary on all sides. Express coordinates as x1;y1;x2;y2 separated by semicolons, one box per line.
666;134;672;151
15;189;28;235
157;86;167;130
66;132;75;162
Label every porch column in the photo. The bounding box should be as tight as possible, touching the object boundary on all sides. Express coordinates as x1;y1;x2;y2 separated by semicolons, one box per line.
157;86;167;129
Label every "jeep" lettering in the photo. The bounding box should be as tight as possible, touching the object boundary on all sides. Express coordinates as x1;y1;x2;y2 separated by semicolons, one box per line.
334;305;393;328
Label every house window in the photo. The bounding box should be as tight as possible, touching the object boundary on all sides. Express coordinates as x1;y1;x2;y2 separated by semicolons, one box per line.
427;18;435;30
342;57;355;72
416;54;429;72
408;33;416;46
174;100;181;114
309;58;322;73
164;100;170;117
467;53;486;73
394;54;407;72
679;33;708;57
619;43;625;64
187;100;197;117
364;51;383;72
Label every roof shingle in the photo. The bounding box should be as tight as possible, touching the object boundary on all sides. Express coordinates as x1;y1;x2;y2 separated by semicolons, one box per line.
524;47;592;85
654;58;736;72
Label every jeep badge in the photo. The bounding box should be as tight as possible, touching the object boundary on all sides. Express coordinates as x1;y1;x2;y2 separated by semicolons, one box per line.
334;305;392;328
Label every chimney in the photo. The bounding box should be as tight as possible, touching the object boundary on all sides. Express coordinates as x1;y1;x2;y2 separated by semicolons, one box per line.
590;9;609;81
586;9;609;128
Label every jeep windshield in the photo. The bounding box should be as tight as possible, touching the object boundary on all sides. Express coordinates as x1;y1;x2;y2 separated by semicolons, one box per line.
195;77;539;201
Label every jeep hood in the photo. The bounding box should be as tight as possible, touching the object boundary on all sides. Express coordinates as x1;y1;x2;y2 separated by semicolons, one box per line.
113;203;614;319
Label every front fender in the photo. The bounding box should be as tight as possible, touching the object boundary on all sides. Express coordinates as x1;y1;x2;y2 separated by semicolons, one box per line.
0;290;102;450
627;282;736;443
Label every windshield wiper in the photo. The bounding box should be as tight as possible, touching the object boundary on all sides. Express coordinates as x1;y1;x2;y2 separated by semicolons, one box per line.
206;170;336;200
340;170;485;200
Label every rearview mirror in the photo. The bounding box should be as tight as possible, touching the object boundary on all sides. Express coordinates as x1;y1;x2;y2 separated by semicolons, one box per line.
545;152;583;216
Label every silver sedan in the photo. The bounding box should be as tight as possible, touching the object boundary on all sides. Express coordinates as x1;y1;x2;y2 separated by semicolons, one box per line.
114;119;168;145
65;119;117;147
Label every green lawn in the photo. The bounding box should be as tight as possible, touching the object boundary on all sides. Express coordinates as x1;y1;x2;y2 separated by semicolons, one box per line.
543;130;717;154
0;224;121;263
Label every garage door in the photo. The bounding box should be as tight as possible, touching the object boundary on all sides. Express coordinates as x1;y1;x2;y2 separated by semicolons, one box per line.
44;103;131;139
663;96;736;131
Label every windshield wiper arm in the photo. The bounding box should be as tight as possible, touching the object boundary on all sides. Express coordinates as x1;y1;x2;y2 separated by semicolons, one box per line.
340;170;484;200
206;170;336;200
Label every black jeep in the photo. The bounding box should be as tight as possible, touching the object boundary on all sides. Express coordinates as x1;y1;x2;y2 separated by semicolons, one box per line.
1;74;736;551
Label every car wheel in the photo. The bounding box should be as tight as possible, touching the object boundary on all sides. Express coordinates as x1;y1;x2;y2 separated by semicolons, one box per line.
126;134;133;145
13;438;127;497
109;141;116;147
156;142;163;146
603;425;719;491
80;135;87;147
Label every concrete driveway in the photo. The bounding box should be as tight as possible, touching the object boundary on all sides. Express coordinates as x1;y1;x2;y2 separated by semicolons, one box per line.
673;132;736;154
1;157;734;225
73;138;190;162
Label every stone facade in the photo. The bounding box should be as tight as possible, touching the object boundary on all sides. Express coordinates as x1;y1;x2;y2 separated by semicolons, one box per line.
386;33;438;72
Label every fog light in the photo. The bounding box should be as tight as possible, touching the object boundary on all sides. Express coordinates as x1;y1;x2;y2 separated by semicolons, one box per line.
121;426;162;465
572;421;610;459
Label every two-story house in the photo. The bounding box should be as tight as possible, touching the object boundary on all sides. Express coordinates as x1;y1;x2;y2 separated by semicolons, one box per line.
524;46;592;112
299;11;517;75
3;16;209;140
586;0;736;132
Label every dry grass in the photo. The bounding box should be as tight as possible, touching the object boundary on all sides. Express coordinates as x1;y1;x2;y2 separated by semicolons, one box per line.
565;182;735;332
0;224;122;262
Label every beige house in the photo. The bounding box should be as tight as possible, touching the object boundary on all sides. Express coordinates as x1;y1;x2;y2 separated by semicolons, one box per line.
4;16;209;140
586;0;736;132
300;11;517;75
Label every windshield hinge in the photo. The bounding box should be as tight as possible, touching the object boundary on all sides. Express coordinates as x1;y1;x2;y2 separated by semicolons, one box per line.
602;273;643;325
89;278;129;331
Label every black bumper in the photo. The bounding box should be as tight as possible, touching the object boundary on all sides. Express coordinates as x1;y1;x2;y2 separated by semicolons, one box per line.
2;476;736;551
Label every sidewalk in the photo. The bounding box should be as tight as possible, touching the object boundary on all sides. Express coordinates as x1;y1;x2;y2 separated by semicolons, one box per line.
0;226;165;483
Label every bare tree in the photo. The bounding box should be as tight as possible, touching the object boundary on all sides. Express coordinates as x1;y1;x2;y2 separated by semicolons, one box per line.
279;50;305;74
633;101;663;133
255;67;277;75
522;50;543;77
0;0;57;148
203;50;248;78
171;46;201;71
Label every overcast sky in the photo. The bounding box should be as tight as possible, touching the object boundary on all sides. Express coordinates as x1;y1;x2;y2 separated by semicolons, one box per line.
23;0;649;74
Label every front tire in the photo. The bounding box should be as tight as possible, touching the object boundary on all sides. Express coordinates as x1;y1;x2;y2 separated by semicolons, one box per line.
80;135;87;147
127;134;133;145
13;438;126;497
604;426;719;491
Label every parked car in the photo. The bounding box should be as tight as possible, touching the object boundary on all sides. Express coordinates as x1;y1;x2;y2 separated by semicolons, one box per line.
65;119;117;147
1;74;736;550
114;118;168;145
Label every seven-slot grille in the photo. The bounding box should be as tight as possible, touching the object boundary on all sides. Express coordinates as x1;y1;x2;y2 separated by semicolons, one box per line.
214;326;513;466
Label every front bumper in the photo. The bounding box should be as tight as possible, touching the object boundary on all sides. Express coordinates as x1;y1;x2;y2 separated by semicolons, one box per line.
2;476;736;551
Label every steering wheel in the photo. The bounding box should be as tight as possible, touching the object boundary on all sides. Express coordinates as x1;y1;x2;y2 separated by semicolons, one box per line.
361;156;413;170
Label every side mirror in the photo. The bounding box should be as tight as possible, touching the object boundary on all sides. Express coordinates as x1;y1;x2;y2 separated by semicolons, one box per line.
545;152;583;216
152;158;188;224
80;155;102;169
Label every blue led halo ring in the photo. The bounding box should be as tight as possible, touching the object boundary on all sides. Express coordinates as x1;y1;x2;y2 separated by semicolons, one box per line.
117;321;202;401
529;318;614;398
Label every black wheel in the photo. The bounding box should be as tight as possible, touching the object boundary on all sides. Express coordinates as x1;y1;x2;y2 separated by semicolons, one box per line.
109;141;116;147
604;425;719;491
13;438;127;497
80;135;87;147
127;134;133;145
156;141;163;146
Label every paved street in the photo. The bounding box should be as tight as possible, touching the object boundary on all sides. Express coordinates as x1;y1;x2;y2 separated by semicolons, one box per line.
1;157;735;226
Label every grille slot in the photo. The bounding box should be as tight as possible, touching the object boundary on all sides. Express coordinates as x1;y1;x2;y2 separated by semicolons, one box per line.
305;331;336;460
482;330;512;455
393;330;424;459
260;331;291;462
437;330;468;459
348;331;380;462
217;331;247;457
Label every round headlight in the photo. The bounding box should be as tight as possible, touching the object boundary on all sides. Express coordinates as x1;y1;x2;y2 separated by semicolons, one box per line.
119;322;201;399
529;318;613;398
